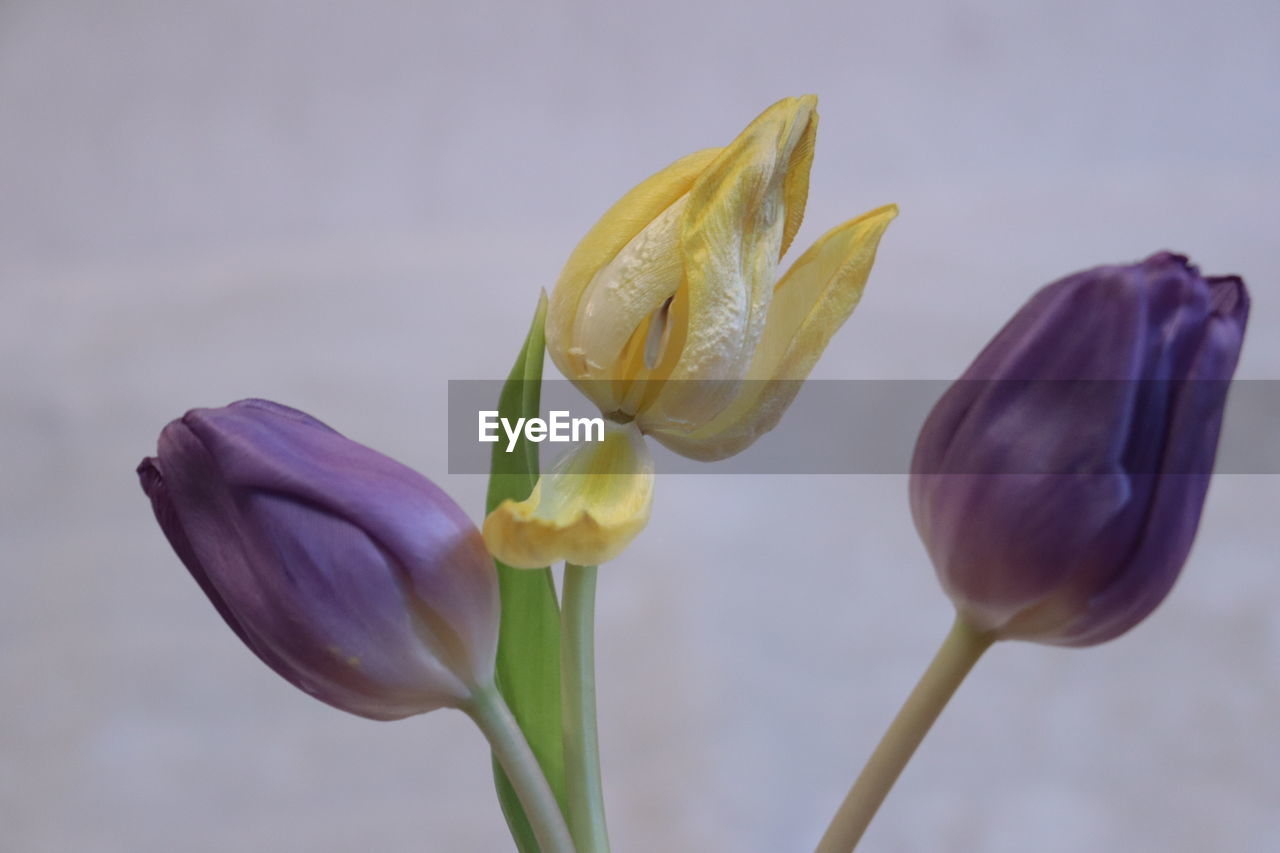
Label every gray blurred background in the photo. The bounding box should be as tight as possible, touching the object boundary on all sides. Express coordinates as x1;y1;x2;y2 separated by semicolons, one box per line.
2;1;1278;851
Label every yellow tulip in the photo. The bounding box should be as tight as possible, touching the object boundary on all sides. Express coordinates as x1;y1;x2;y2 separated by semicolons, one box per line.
484;95;896;568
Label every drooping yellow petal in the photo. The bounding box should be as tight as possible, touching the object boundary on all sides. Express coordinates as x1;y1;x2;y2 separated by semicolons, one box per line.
546;148;722;404
650;95;819;429
482;423;654;568
645;203;898;460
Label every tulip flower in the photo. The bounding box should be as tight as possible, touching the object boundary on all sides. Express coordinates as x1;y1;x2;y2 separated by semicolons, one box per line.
909;251;1249;646
485;95;896;568
817;253;1249;853
137;398;500;720
138;399;576;852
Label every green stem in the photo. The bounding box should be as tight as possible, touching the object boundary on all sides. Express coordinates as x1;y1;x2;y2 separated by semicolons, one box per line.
561;564;611;853
466;683;577;853
816;615;994;853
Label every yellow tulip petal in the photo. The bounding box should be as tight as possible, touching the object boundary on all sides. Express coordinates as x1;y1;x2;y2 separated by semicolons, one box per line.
570;195;687;394
546;148;722;400
646;203;898;461
482;423;654;568
753;203;897;379
654;95;819;427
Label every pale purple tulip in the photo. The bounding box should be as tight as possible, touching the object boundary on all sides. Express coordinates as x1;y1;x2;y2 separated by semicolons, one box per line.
138;399;498;719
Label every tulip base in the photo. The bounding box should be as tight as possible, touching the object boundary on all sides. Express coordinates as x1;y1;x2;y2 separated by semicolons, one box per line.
816;615;993;853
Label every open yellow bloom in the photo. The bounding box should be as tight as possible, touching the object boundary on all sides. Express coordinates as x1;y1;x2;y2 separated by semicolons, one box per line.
484;95;896;568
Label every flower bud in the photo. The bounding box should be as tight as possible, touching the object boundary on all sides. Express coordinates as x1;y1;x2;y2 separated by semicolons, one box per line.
910;253;1249;646
137;399;498;719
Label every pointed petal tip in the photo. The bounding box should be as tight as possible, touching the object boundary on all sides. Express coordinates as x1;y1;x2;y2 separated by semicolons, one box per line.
1140;250;1248;324
756;94;819;125
790;93;819;116
1207;273;1249;322
864;202;899;223
136;455;159;482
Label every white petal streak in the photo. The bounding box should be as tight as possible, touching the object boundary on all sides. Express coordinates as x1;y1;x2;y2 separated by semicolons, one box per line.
571;196;688;380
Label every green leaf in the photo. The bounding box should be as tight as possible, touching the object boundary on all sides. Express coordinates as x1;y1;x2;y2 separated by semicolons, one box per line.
486;293;565;853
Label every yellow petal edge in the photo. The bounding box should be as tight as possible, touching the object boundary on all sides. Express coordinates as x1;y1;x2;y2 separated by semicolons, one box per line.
482;423;655;568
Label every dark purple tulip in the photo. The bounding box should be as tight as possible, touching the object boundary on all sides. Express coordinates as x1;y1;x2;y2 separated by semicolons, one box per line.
137;399;499;720
910;253;1249;646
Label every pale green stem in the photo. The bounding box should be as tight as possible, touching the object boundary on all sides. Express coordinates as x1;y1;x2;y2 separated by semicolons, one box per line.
561;563;611;853
816;615;994;853
465;683;577;853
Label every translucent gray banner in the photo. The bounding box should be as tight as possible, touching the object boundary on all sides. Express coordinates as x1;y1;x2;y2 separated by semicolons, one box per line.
446;379;1277;475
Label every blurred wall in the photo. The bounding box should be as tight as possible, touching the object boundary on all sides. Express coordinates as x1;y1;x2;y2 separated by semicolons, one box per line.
2;2;1277;851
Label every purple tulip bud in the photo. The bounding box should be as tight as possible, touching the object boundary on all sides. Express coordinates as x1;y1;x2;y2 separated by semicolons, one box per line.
910;253;1249;646
137;399;499;720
